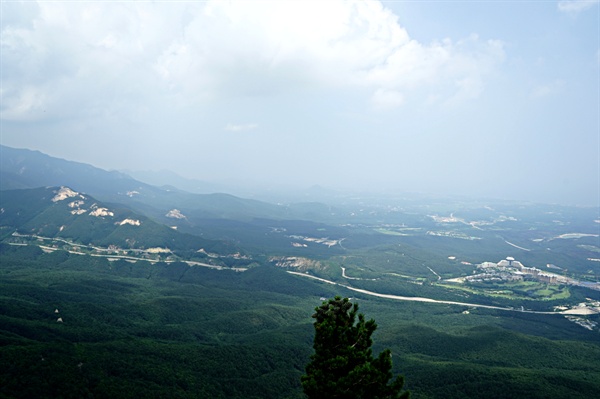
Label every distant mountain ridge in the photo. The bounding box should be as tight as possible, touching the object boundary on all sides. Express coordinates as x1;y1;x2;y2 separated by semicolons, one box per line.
0;145;145;197
0;145;339;224
124;169;226;195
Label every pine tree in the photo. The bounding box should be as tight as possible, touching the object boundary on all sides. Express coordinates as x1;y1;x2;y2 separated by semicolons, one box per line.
301;296;409;399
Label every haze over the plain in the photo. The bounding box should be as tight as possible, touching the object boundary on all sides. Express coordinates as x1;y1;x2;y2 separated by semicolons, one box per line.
1;0;598;206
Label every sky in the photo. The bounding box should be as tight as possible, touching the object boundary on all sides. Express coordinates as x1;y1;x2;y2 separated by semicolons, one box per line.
1;0;599;206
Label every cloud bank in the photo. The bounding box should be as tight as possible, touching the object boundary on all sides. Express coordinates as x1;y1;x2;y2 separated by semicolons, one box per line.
557;0;599;13
3;1;595;206
1;0;504;122
225;123;258;132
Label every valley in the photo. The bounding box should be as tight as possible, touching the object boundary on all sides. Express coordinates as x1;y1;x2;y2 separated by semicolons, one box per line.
287;270;600;316
8;225;600;317
1;145;599;399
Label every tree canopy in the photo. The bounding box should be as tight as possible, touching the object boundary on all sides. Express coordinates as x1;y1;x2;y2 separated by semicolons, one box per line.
301;296;409;399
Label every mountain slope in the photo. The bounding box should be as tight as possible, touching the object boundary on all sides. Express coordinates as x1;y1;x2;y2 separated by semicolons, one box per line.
0;186;238;257
0;145;147;197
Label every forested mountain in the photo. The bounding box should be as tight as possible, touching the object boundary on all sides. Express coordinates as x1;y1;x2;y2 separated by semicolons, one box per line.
1;244;599;399
1;146;600;399
0;186;237;256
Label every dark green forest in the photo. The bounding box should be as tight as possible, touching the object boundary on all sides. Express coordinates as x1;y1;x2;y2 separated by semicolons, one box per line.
1;244;599;398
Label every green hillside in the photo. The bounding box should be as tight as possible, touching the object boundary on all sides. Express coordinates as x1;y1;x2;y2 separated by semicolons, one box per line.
1;245;599;399
0;186;238;257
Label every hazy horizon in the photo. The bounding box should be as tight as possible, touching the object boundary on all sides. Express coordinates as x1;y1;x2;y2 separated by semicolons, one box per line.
1;1;598;206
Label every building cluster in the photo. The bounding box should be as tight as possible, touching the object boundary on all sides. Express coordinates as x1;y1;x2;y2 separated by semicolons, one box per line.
467;257;563;284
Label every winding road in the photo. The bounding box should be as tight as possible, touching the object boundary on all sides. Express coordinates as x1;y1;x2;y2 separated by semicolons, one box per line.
287;271;594;315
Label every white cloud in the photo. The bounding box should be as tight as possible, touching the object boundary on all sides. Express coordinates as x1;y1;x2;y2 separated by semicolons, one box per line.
371;89;405;110
0;85;48;121
443;76;485;108
225;123;258;132
530;80;565;99
557;0;599;13
1;0;505;120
